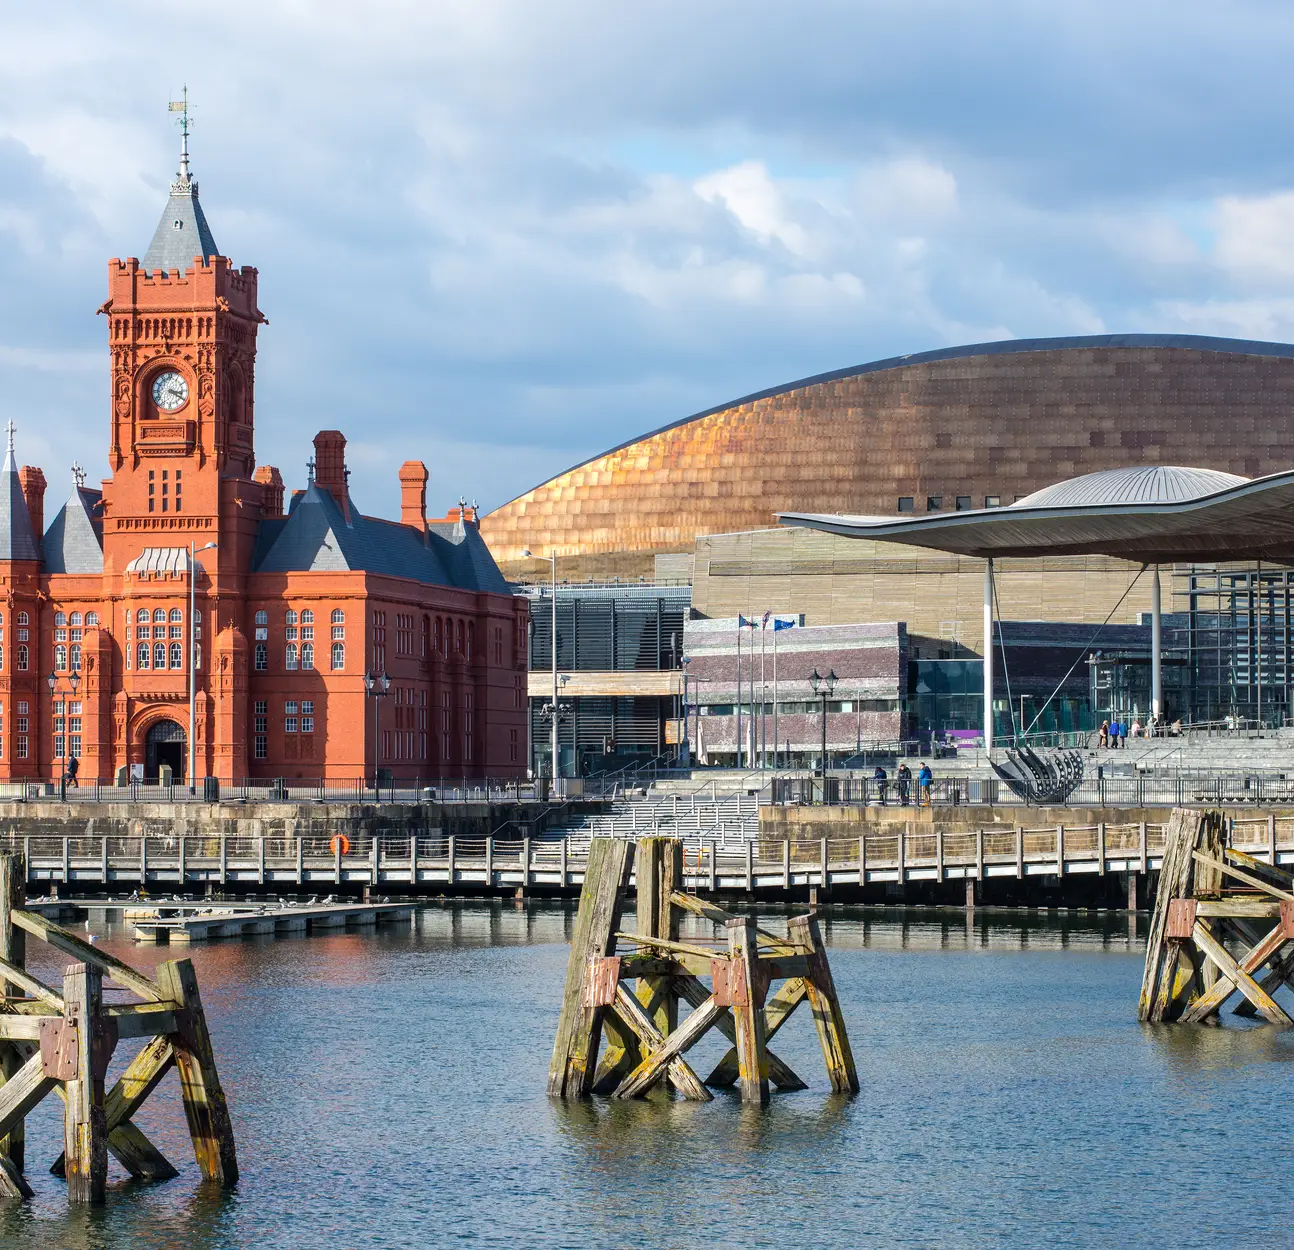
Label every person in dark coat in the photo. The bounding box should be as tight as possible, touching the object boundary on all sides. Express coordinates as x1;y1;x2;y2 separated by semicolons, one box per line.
896;763;912;806
65;755;80;789
873;764;888;805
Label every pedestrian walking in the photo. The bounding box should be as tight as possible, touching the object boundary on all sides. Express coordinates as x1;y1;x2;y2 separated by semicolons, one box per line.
873;764;889;806
897;763;912;806
918;761;933;806
1099;719;1109;749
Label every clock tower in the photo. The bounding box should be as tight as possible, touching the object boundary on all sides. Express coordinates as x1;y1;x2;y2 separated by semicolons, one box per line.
99;121;268;575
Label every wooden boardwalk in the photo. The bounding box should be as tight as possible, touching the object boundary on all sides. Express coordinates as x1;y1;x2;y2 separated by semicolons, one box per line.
6;814;1294;895
127;901;415;943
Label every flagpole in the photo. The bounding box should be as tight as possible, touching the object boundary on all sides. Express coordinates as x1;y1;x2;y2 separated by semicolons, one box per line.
760;619;767;770
736;620;743;770
772;625;779;770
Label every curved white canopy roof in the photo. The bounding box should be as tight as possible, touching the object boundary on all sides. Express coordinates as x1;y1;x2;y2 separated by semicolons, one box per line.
779;466;1294;562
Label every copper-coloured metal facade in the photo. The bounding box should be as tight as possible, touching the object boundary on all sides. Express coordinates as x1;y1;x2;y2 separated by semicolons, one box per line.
482;336;1294;571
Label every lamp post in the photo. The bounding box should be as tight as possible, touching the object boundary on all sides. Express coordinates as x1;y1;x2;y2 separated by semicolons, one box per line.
47;668;81;801
521;548;561;792
809;667;837;805
362;669;392;791
679;656;692;766
189;540;217;794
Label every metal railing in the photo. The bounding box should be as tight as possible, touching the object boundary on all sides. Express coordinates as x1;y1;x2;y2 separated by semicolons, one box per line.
0;777;546;805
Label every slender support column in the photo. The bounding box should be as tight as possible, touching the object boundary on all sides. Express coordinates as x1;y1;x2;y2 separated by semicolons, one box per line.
983;558;994;753
63;962;109;1205
1151;565;1162;721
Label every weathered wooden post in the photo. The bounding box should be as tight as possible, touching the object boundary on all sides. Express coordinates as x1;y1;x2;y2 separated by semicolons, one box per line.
726;916;769;1106
548;838;635;1098
62;961;110;1204
155;959;239;1184
788;912;859;1095
0;853;26;1177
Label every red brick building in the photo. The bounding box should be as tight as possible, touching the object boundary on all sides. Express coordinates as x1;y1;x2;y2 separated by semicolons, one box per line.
0;140;527;784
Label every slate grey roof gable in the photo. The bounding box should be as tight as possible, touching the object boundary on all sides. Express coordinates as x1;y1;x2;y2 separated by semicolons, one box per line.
0;454;40;563
43;487;104;575
253;484;510;591
141;176;220;273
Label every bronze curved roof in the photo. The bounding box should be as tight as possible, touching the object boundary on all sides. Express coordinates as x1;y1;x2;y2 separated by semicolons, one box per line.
480;333;1294;570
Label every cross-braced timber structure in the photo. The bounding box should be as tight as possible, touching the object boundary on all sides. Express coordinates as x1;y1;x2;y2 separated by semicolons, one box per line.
549;836;858;1106
1140;808;1294;1025
0;852;236;1203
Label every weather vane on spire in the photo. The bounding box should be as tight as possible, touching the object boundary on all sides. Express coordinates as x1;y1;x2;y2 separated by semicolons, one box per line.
168;85;192;181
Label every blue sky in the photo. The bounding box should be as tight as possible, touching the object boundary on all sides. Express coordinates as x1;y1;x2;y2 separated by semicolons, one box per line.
4;0;1294;518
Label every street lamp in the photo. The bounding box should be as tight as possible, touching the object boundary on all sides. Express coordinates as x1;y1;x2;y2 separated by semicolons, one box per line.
679;656;692;766
809;667;837;804
362;669;392;791
47;667;81;800
189;540;217;794
522;548;562;793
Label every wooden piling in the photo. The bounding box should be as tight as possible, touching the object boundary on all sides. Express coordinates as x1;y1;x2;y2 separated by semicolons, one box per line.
62;962;109;1205
155;959;239;1184
788;912;859;1094
0;853;26;1176
548;838;635;1098
635;837;682;1036
726;917;769;1106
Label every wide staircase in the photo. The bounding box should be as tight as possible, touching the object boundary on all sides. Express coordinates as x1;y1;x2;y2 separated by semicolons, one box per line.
551;785;764;850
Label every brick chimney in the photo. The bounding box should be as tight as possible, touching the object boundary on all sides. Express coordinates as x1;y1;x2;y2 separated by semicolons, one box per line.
399;460;428;530
312;430;350;520
254;465;285;517
19;467;46;539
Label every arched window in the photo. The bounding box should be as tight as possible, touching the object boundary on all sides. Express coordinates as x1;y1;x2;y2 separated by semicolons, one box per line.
169;608;183;623
434;617;443;654
286;643;298;670
255;610;268;626
153;608;166;624
169;642;183;669
331;642;345;670
301;642;314;670
16;612;27;626
467;622;475;660
456;620;464;654
85;611;98;626
16;645;28;671
0;644;5;671
331;609;344;624
255;643;267;671
70;612;82;626
154;642;166;669
137;609;150;624
137;642;150;669
55;612;66;627
54;644;67;670
286;609;298;626
70;644;81;672
301;609;314;624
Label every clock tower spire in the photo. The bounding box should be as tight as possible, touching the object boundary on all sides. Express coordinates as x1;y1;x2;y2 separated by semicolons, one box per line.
99;99;267;576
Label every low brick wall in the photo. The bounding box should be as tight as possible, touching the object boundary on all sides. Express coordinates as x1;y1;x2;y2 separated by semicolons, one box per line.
0;799;579;843
758;803;1294;840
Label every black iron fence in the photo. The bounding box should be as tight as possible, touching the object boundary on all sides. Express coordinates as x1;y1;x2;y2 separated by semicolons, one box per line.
772;771;1294;808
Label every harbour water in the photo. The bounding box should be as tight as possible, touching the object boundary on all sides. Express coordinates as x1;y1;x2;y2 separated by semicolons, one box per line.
1;903;1291;1248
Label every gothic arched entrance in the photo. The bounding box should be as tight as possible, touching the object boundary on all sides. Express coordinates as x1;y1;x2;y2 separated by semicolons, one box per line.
144;719;186;781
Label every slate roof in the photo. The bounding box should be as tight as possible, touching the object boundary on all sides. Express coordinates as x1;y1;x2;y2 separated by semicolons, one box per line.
43;486;104;575
141;174;220;273
253;482;510;593
0;446;40;563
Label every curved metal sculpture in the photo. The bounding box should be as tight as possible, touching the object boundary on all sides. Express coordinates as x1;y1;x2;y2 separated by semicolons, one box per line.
992;746;1085;804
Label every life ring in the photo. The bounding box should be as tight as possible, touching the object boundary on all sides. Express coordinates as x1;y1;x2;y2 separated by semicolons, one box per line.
329;834;351;856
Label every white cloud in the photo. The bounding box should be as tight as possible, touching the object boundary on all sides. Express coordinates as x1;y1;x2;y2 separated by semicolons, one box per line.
1;0;1294;512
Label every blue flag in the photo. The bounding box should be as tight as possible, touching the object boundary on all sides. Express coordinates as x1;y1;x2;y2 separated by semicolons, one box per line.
773;618;795;631
737;615;757;628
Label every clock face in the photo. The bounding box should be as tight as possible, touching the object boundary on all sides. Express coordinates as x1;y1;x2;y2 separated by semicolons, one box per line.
151;371;189;412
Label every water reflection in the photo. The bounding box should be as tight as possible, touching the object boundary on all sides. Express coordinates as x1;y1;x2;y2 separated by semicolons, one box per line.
3;900;1292;1250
